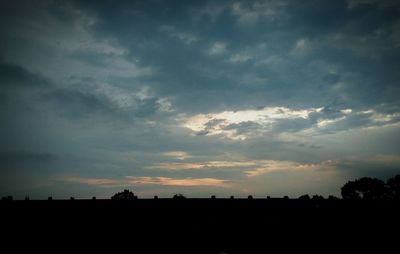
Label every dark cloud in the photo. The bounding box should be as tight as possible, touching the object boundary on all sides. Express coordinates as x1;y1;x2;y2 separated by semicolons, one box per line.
39;0;394;116
272;118;314;133
44;88;115;118
0;63;48;114
0;0;399;198
0;61;50;89
332;154;400;180
0;151;53;166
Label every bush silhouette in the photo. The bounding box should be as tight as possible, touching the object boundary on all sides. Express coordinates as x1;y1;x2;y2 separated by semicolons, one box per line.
341;177;385;200
111;189;136;200
312;195;324;200
299;194;310;200
172;194;187;200
386;174;400;199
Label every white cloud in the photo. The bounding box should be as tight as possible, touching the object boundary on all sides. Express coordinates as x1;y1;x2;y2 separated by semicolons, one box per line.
160;25;198;45
317;109;400;128
145;157;337;177
162;151;190;160
229;52;253;63
227;43;273;64
146;162;205;170
282;109;400;145
181;105;400;141
317;116;346;128
232;2;259;25
145;160;260;171
208;42;227;55
340;109;353;114
182;106;323;140
361;110;400;123
156;98;174;112
244;160;337;177
255;55;285;66
231;0;287;26
291;38;312;56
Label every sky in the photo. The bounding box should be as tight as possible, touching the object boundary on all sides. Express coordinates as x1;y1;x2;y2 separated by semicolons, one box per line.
1;0;400;199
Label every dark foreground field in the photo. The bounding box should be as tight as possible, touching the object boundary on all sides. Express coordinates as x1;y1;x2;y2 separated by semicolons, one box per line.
1;198;399;253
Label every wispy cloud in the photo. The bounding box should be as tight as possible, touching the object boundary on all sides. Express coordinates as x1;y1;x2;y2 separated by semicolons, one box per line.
146;162;204;170
159;25;198;45
231;0;288;26
125;176;230;187
291;38;313;56
244;160;337;177
146;160;259;171
161;151;191;160
146;154;400;178
64;177;122;187
208;41;227;56
63;176;230;187
182;106;323;140
145;158;335;177
181;106;400;140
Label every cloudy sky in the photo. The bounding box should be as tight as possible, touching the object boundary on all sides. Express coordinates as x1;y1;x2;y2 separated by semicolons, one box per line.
1;0;400;199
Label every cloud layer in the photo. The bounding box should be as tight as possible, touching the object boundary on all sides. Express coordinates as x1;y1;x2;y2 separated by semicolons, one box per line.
1;0;399;198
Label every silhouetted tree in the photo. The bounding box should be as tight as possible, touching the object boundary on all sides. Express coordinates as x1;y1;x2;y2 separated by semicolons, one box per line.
172;194;186;200
341;177;385;200
111;189;136;200
386;174;400;199
299;194;310;200
312;195;324;200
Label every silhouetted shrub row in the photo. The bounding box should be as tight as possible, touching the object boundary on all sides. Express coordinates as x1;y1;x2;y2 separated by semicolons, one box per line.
106;174;400;200
2;175;400;201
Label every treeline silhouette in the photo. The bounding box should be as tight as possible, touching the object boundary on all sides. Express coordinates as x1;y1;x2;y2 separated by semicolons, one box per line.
341;175;400;199
1;175;399;253
3;174;399;201
2;174;399;201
